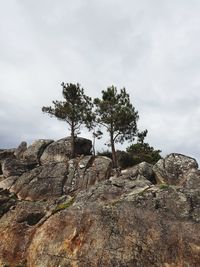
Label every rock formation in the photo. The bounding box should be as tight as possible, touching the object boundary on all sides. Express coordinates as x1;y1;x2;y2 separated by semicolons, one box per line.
0;138;199;266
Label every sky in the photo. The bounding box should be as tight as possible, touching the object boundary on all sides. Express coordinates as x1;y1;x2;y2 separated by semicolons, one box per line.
1;0;200;163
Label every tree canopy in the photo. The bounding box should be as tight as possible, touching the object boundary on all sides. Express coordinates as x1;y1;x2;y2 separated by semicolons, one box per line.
126;142;162;165
94;86;139;168
42;82;94;158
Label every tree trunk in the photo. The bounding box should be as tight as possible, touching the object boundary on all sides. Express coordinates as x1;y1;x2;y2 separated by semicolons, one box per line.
92;134;96;156
71;124;75;158
110;131;118;168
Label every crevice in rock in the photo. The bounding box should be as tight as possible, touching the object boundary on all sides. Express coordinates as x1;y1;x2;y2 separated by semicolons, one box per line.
61;169;69;195
85;155;95;170
0;163;2;175
37;141;54;166
150;172;157;185
0;189;17;217
83;156;95;189
17;212;45;226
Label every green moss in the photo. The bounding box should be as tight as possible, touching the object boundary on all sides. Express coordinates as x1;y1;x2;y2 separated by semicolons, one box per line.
159;183;169;190
52;197;75;214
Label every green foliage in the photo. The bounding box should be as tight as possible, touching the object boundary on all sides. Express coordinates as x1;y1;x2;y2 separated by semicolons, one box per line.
116;150;134;169
52;198;75;214
97;150;134;169
42;83;94;128
159;183;170;190
127;142;162;165
98;141;161;169
94;86;139;167
42;83;94;157
97;150;112;159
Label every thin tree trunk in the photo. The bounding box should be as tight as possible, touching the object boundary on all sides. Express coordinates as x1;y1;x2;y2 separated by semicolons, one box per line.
110;131;118;168
71;124;75;158
93;134;96;156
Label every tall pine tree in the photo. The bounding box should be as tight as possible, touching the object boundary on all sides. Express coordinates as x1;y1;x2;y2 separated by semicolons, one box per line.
42;83;94;158
94;86;139;168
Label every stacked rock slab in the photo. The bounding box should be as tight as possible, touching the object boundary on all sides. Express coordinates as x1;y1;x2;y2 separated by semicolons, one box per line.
0;137;112;201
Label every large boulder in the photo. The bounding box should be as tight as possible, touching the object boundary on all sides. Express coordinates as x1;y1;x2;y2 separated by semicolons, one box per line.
0;149;15;161
1;158;36;178
120;162;155;183
10;162;68;201
181;168;200;189
23;139;54;164
14;141;27;159
153;153;198;185
40;137;92;165
63;156;112;195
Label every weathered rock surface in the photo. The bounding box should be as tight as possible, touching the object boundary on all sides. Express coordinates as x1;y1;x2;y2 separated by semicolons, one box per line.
0;189;17;218
153;153;199;185
10;162;68;201
40;137;92;165
0;149;15;161
2;158;36;178
0;156;111;201
23;139;54;164
63;156;112;195
0;143;200;267
14;141;27;159
26;186;200;267
0;176;18;190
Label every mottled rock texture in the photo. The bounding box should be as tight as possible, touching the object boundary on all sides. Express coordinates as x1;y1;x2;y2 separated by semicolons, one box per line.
0;144;199;266
40;137;92;165
153;153;198;185
0;149;15;161
2;158;36;178
23;139;54;164
14;141;27;159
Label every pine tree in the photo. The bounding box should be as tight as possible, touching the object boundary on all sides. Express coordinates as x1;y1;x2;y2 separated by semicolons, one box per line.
42;82;94;158
94;86;139;168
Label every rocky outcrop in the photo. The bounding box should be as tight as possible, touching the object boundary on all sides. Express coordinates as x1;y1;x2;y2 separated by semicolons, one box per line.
1;158;36;178
0;143;199;266
0;149;15;161
153;153;198;185
10;162;68;201
40;137;92;165
0;156;112;201
63;156;112;196
26;185;200;267
23;139;54;164
14;141;27;159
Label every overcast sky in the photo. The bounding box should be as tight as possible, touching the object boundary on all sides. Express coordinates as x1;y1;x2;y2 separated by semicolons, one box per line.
1;0;200;163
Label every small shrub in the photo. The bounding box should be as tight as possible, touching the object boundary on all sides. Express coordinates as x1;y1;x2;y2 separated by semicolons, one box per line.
116;150;135;169
159;183;169;190
97;150;112;159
